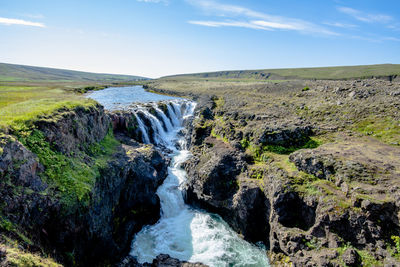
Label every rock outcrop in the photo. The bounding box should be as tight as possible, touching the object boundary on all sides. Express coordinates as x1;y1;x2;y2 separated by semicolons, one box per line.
118;254;208;267
34;104;111;155
181;87;400;266
0;105;169;266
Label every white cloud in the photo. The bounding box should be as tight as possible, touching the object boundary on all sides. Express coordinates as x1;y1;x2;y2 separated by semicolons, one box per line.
337;7;393;23
0;17;45;27
347;34;400;43
187;0;267;19
22;13;45;19
382;36;400;42
323;22;358;28
252;20;304;30
186;0;337;36
136;0;168;3
189;20;271;30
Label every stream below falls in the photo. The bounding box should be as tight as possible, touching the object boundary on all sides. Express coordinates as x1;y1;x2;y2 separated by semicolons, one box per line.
87;86;270;267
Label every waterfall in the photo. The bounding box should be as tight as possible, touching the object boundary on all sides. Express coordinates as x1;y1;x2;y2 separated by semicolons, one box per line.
183;102;196;120
171;101;182;124
130;99;269;267
141;109;168;145
134;112;150;144
87;86;269;267
130;100;193;148
153;104;173;132
167;103;180;127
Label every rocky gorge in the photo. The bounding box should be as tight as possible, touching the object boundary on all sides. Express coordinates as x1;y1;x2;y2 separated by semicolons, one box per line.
146;77;400;266
1;76;400;266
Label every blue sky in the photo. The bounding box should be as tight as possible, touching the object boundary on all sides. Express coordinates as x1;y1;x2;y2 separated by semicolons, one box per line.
0;0;399;78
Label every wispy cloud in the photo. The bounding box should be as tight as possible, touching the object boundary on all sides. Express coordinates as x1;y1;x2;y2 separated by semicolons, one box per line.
387;24;400;31
21;13;45;19
323;22;358;29
382;36;400;42
347;34;400;43
0;17;45;27
186;0;337;36
337;7;393;23
189;20;271;30
136;0;168;3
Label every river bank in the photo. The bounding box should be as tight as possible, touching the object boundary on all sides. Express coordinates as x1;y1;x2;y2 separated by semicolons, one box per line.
0;101;168;266
0;86;270;266
145;78;400;266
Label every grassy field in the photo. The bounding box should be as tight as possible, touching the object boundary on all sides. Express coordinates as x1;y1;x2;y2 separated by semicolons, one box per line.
0;84;98;131
0;63;149;131
0;62;147;83
148;69;400;148
162;64;400;81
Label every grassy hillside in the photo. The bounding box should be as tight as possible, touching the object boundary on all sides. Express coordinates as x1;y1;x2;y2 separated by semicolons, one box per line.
162;64;400;81
0;85;97;131
0;63;150;131
0;62;147;83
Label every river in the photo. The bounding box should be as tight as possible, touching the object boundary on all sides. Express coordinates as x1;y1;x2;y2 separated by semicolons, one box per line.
87;86;269;267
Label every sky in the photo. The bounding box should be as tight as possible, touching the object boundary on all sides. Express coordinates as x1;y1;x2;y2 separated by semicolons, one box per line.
0;0;399;78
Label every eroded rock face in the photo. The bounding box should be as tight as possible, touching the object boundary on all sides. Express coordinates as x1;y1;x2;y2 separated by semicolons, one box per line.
0;106;169;266
51;142;168;265
255;124;313;147
181;91;400;266
184;137;269;245
109;111;144;142
0;135;58;233
183;136;400;265
184;137;245;204
34;104;110;155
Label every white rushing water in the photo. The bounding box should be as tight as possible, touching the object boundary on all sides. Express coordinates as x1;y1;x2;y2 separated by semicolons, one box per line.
130;100;270;267
134;112;151;144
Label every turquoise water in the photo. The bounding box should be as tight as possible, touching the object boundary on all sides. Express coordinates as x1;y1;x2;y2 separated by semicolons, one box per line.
87;86;270;267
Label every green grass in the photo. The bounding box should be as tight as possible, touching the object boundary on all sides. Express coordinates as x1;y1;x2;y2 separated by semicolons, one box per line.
16;129;119;210
337;243;383;267
0;84;105;133
355;116;400;145
162;64;400;81
245;137;322;160
0;85;100;131
2;244;62;267
0;62;146;83
0;215;33;246
0;63;148;133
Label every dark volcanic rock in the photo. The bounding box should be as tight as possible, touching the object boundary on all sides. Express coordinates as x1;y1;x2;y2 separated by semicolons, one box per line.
0;106;169;266
342;247;360;266
118;254;208;267
184;138;245;204
256;124;313;147
34;104;110;155
109;110;144;143
151;254;207;267
150;76;400;266
184;137;269;244
0;135;57;233
57;143;168;265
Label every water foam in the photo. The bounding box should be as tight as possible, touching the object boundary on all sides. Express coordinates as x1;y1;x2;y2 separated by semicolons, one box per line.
130;100;269;266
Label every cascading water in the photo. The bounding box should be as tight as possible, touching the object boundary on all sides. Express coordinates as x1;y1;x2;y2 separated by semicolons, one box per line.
139;109;168;146
167;103;180;127
130;101;269;267
171;101;183;124
134;112;150;144
87;86;269;267
153;104;173;132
